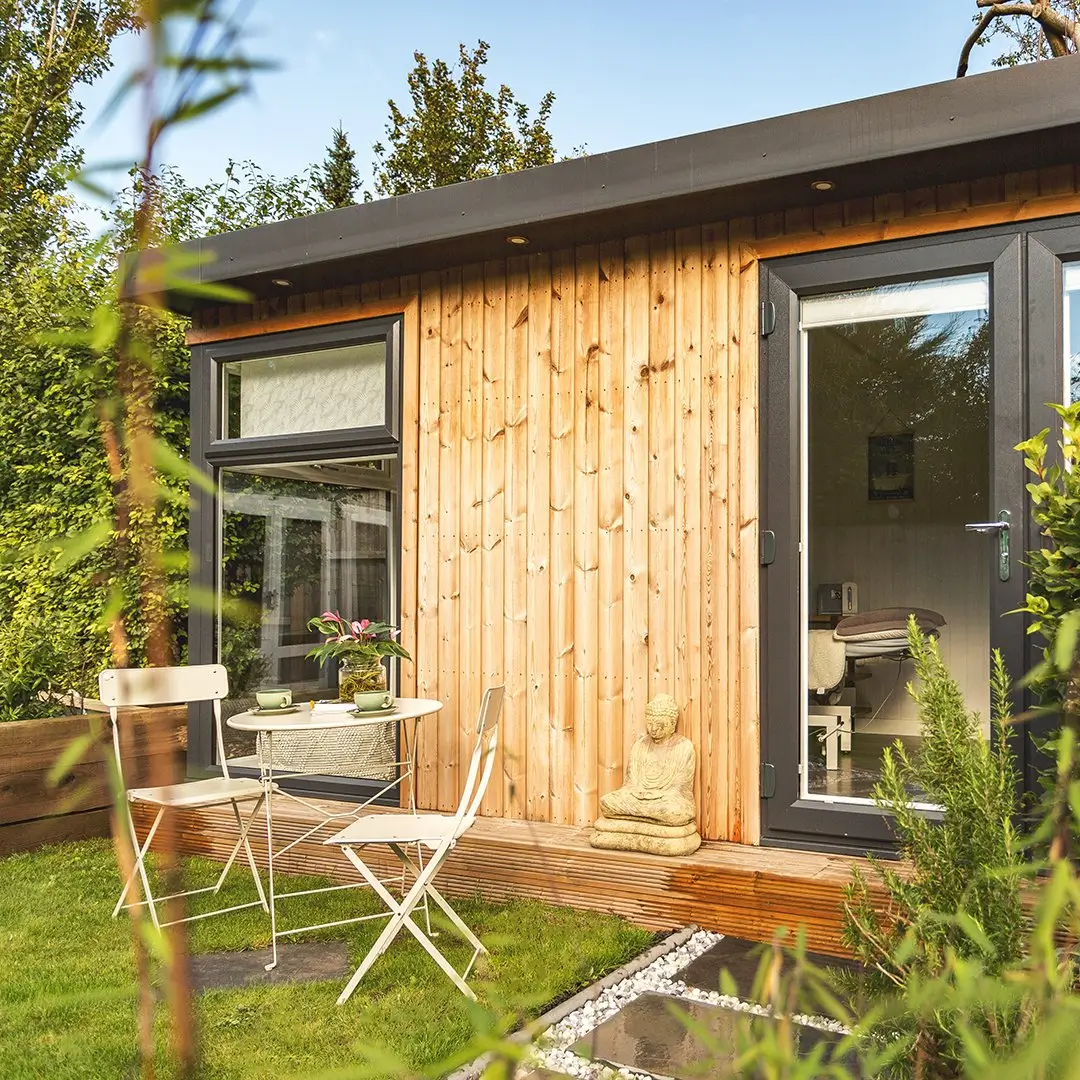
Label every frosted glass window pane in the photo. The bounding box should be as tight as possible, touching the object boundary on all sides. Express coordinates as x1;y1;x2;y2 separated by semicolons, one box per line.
223;340;386;438
800;273;988;330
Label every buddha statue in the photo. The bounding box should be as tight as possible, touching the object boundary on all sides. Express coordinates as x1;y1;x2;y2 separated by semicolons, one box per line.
590;694;701;856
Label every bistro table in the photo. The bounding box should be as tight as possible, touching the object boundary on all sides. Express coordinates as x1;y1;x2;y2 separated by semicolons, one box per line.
226;697;443;969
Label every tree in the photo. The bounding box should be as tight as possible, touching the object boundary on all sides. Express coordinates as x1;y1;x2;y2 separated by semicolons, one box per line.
958;0;1080;76
109;158;324;247
0;0;136;268
316;123;361;208
372;40;557;197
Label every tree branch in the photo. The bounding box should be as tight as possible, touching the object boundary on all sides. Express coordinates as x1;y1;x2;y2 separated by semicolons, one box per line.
958;9;1000;75
963;1;1079;75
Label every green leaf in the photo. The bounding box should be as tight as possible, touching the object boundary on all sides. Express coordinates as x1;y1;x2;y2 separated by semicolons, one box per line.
163;84;245;128
152;438;215;495
89;306;121;354
50;520;113;571
162;277;252;304
1053;609;1080;673
46;733;96;789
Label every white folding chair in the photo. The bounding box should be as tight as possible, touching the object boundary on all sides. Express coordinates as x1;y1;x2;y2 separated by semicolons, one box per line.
99;664;272;929
324;685;505;1004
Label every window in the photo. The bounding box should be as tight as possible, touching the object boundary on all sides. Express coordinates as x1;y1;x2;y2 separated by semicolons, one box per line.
222;340;388;438
219;458;397;776
194;315;404;792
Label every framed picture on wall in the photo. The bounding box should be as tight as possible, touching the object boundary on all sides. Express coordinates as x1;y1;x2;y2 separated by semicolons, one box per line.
868;433;914;501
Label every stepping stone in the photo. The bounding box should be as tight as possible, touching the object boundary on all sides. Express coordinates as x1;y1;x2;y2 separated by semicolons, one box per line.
573;991;856;1079
190;941;352;991
678;936;868;1010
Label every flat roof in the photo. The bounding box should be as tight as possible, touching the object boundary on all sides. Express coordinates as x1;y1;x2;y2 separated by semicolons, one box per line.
157;56;1080;310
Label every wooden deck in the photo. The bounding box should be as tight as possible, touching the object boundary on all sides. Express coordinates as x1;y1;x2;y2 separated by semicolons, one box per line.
134;796;882;957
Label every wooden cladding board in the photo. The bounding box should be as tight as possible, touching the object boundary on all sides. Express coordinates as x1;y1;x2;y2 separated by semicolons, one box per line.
133;797;882;958
188;173;1080;846
192;236;760;843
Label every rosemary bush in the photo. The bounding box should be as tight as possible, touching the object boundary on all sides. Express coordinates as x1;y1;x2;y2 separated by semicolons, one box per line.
842;621;1025;1077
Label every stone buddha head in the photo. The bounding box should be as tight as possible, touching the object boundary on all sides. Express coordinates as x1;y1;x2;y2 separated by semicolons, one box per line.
644;694;679;742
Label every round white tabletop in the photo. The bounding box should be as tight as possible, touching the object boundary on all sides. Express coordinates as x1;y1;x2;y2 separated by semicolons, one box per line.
226;696;443;733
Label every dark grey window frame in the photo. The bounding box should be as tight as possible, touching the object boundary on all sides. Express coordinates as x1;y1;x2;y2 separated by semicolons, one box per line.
1022;220;1080;795
759;225;1045;855
188;315;405;804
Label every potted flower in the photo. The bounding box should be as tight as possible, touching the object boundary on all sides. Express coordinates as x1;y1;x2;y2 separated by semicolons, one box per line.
305;612;412;702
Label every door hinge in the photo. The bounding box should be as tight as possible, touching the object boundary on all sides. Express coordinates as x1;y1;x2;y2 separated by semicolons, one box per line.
760;300;776;338
761;762;776;799
760;529;776;566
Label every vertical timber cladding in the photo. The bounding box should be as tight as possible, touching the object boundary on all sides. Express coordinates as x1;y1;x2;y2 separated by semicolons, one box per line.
189;226;762;843
410;227;760;843
187;165;1080;846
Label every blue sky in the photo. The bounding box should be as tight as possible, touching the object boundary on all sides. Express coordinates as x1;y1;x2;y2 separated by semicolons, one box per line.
76;0;1002;199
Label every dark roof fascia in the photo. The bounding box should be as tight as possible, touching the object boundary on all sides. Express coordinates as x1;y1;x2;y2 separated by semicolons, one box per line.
157;56;1080;310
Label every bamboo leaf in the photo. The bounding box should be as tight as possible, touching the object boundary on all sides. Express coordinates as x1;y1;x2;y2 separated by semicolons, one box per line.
163;277;252;304
51;521;114;571
163;84;244;128
152;438;216;495
46;733;96;789
1053;609;1080;673
89;306;122;354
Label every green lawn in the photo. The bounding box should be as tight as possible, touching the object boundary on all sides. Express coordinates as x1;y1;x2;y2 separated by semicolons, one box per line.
0;839;651;1079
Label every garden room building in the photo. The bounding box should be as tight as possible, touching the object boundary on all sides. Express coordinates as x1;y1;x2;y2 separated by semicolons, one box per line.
155;56;1080;950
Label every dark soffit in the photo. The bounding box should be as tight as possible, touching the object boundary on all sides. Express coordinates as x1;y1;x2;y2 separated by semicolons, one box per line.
149;56;1080;312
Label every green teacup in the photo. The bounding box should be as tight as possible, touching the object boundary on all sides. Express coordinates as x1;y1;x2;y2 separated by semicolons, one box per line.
354;690;393;712
256;688;292;709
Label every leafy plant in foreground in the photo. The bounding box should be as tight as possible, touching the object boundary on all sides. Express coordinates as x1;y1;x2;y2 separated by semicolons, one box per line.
1015;402;1080;860
842;623;1024;1076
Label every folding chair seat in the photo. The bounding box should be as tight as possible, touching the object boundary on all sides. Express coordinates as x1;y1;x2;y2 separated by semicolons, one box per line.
327;813;456;850
127;775;265;809
99;665;273;930
325;685;505;1004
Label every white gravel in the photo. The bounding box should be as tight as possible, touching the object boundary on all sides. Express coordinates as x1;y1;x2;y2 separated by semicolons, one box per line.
520;929;850;1079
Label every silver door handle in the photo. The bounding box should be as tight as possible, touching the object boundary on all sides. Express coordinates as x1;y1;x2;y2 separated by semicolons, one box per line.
965;509;1011;581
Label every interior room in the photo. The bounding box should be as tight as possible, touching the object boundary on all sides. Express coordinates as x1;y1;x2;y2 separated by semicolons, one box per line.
803;275;992;799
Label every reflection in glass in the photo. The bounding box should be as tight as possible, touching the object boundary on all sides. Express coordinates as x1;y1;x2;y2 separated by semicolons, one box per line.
802;274;991;802
218;458;396;776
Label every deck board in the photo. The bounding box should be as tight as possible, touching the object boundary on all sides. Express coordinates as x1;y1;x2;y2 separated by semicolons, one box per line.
134;798;882;957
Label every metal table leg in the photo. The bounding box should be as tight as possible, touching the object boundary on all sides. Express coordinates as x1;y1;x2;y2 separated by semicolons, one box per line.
263;732;278;972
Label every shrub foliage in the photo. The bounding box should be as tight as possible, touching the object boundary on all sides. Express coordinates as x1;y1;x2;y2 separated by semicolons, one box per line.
843;622;1025;1076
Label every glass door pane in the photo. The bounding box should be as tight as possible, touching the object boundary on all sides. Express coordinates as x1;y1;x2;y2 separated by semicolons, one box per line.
801;274;991;802
1065;262;1080;402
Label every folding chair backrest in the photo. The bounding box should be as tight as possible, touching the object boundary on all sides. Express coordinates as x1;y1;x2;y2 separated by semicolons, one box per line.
99;665;229;708
98;665;231;785
449;686;504;841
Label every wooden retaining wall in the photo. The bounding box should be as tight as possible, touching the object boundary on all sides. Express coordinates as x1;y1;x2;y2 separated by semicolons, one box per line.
0;706;186;856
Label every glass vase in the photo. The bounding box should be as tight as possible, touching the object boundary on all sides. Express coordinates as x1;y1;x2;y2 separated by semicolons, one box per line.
338;656;386;702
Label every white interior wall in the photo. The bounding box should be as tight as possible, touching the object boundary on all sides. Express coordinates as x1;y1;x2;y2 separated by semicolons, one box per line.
812;520;990;736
